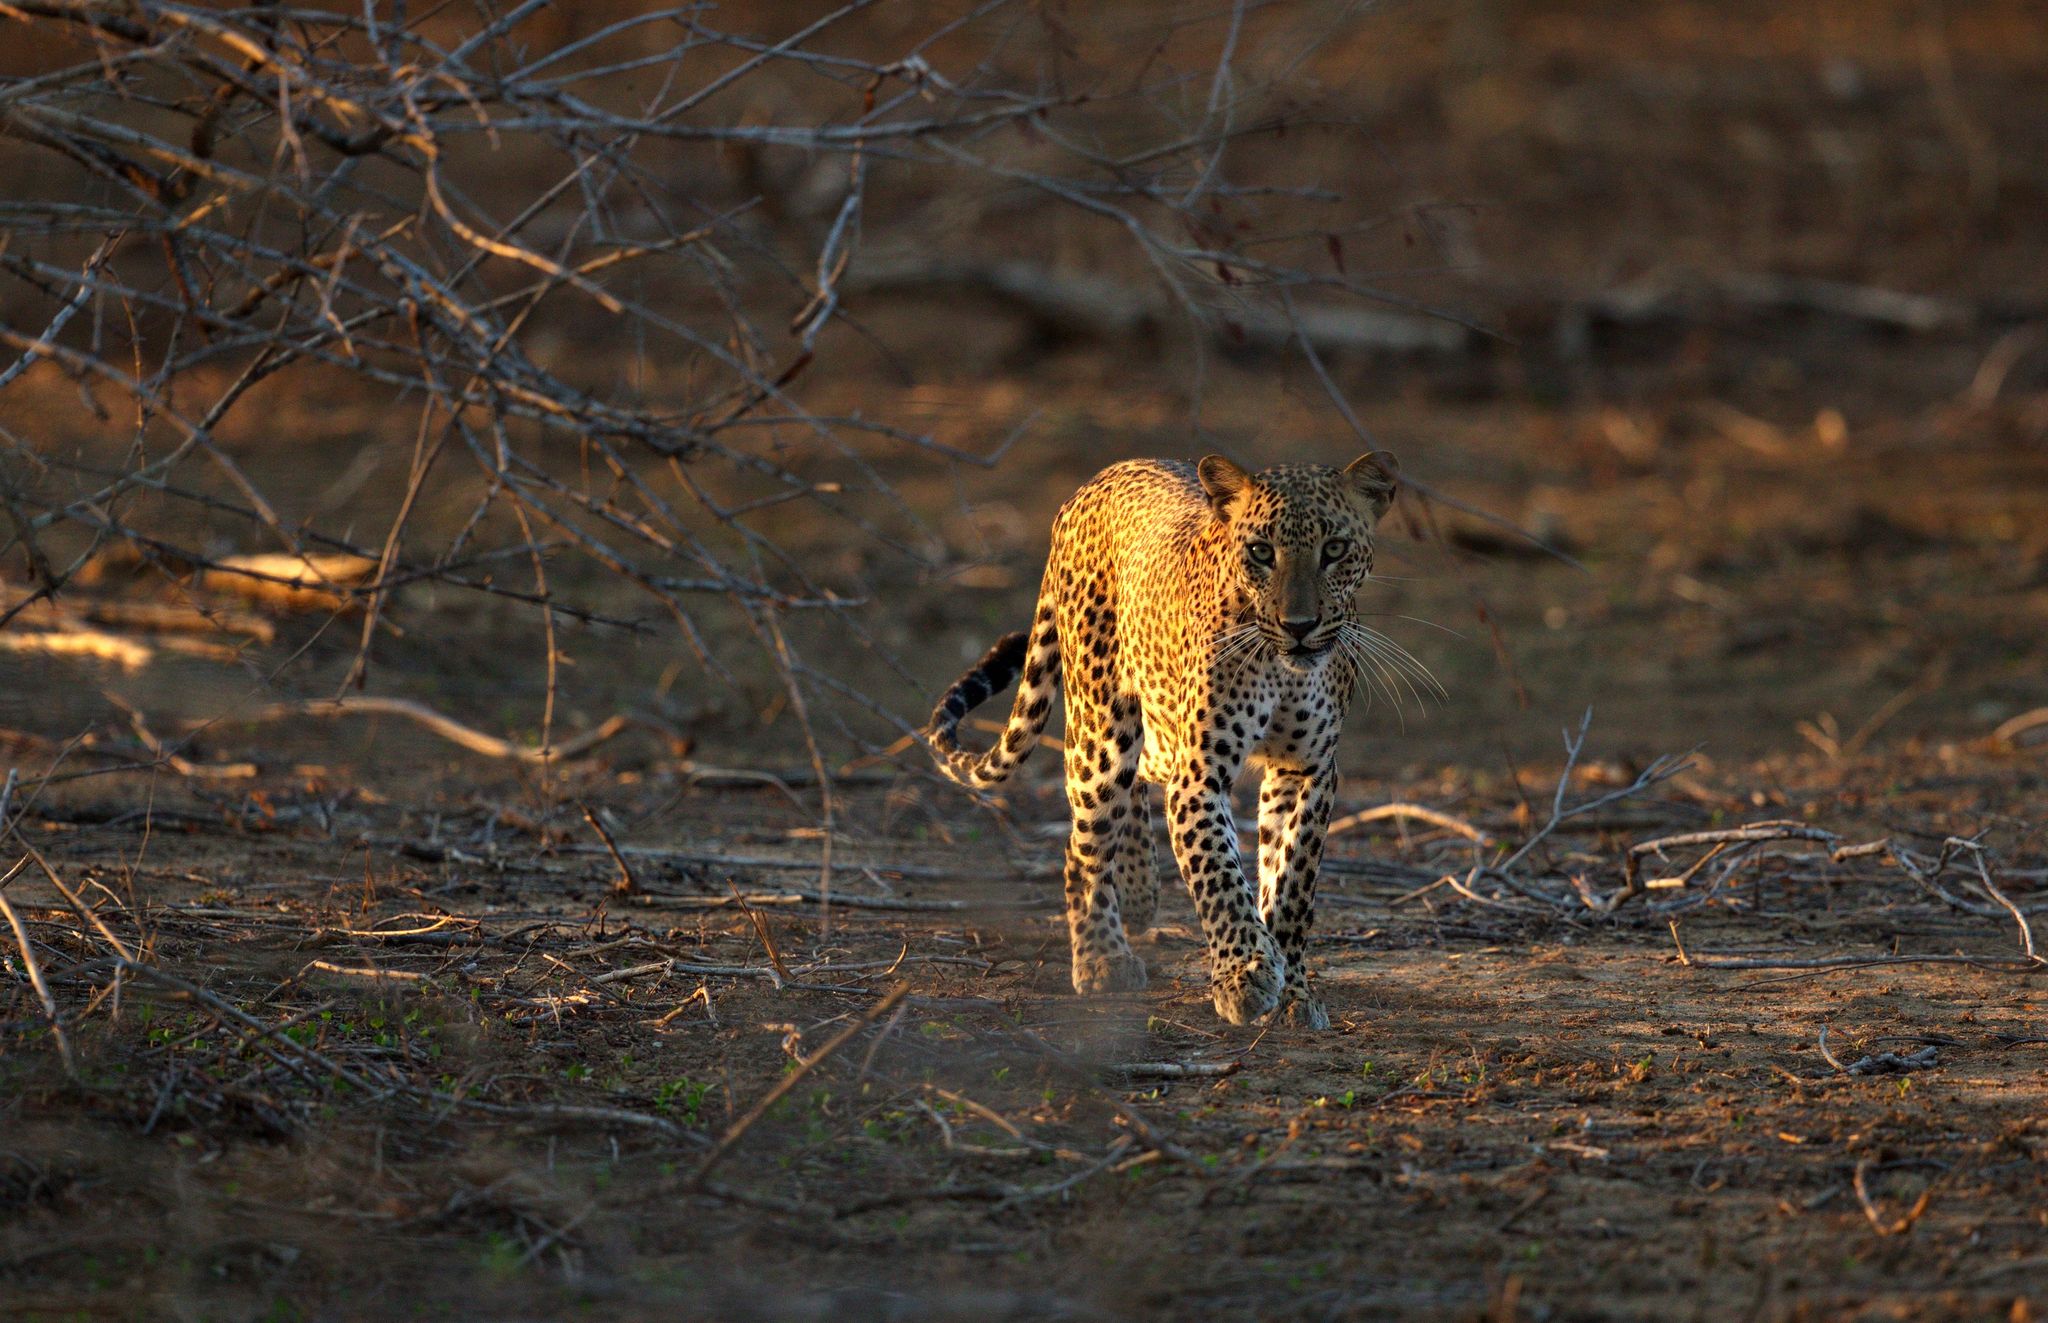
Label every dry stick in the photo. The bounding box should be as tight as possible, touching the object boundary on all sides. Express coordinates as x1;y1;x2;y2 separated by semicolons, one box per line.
1961;846;2040;962
692;982;910;1185
1817;1024;1849;1074
921;1085;1041;1149
591;960;675;985
1538;737;1698;874
1117;1060;1240;1079
1692;953;2039;972
759;599;836;933
1853;1159;1934;1237
1993;706;2048;747
991;1139;1134;1211
1622;824;1837;897
2;831;137;962
305;960;424;982
579;803;640;896
915;1097;1006;1158
726;881;792;985
0;887;76;1076
201;698;629;764
1327;802;1491;845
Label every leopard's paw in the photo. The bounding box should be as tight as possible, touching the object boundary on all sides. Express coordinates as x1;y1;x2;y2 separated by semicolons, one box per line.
1210;933;1286;1025
1072;949;1149;995
1275;992;1331;1031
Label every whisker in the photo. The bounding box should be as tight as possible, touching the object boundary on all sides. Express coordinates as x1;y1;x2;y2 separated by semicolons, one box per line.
1349;623;1448;699
1343;638;1409;724
1209;623;1253;652
1339;622;1437;721
1228;632;1267;686
1209;625;1257;667
1355;612;1466;640
1348;629;1428;693
1338;626;1403;718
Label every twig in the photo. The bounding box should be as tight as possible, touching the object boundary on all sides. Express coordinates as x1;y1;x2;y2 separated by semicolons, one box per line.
1961;845;2039;962
305;960;425;982
1852;1159;1934;1237
1117;1060;1241;1080
1327;802;1491;845
692;983;910;1185
0;887;76;1077
580;804;640;896
1499;708;1696;889
195;699;631;764
1618;823;1837;905
1992;706;2048;748
727;882;792;986
1690;953;2038;972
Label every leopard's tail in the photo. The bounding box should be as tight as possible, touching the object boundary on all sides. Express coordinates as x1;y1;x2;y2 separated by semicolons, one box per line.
923;609;1060;789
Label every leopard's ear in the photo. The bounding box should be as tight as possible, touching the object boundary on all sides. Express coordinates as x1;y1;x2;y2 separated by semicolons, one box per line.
1197;454;1252;517
1343;450;1398;520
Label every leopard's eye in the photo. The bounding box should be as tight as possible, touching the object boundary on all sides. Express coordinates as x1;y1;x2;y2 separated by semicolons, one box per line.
1246;540;1275;566
1322;538;1352;565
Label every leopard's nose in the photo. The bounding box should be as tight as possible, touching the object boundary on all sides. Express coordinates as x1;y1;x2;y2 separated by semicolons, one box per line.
1281;617;1319;643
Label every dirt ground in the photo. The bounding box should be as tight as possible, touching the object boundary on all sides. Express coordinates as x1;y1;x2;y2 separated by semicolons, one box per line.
5;2;2048;1320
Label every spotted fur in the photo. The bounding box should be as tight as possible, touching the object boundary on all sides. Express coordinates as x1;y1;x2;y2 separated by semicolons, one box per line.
925;453;1406;1027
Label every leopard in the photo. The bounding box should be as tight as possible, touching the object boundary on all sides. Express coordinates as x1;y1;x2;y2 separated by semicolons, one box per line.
923;451;1411;1028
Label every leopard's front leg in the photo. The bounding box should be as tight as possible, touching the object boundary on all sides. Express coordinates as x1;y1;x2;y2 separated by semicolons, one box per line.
1166;774;1284;1025
1257;765;1335;1029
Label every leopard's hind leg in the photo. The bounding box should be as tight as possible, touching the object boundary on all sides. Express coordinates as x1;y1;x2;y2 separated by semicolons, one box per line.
1061;693;1147;995
1108;782;1159;936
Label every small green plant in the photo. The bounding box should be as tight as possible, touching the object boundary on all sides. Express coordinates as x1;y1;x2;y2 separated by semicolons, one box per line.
477;1232;524;1276
654;1078;711;1124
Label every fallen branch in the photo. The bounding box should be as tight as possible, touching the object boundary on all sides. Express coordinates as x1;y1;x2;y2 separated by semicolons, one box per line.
1327;802;1491;845
1502;708;1696;887
1690;953;2039;973
1992;706;2048;748
1117;1060;1241;1080
199;698;631;764
692;983;910;1185
1853;1159;1935;1237
0;884;76;1077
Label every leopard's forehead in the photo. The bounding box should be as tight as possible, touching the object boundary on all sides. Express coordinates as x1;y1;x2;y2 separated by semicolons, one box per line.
1234;464;1363;538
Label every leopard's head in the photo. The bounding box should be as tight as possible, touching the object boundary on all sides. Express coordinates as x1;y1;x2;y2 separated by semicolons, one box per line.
1198;452;1397;672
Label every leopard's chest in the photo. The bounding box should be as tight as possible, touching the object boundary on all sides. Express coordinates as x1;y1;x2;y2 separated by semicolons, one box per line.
1244;663;1344;772
1134;653;1343;782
